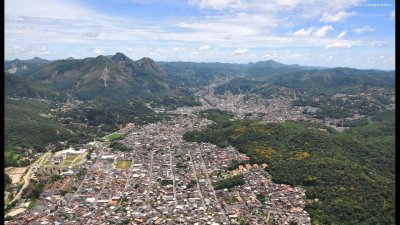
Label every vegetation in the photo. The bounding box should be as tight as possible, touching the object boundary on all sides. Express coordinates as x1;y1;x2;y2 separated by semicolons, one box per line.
26;198;37;210
4;72;64;100
199;109;234;123
62;154;79;166
5;174;12;187
184;110;395;225
213;175;245;190
115;160;132;169
5;149;22;167
256;193;266;204
176;161;187;169
160;179;173;186
159;61;242;87
110;142;130;152
23;180;46;199
105;133;122;142
4;98;89;166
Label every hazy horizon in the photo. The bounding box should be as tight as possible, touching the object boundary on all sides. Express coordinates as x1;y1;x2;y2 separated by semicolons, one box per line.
6;53;397;71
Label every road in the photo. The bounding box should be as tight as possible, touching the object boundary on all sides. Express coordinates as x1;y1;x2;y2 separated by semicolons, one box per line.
198;143;228;220
70;145;106;202
145;150;155;203
8;151;52;206
187;148;207;210
169;145;178;208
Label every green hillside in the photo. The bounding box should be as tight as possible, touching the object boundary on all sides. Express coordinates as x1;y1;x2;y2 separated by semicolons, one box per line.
4;98;76;166
215;68;394;96
4;72;64;100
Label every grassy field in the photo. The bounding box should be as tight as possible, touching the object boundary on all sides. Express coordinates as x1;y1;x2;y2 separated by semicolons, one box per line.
115;160;132;169
62;154;79;166
104;133;122;142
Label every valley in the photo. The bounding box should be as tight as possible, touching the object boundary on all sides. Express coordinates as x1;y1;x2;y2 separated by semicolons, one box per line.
4;55;395;225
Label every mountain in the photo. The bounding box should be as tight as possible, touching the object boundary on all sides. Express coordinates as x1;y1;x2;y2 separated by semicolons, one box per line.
4;57;52;75
7;53;200;111
137;57;167;76
249;59;287;68
4;72;63;100
158;61;246;87
4;53;201;153
215;66;394;95
273;67;395;94
246;60;308;77
24;57;51;65
160;59;317;79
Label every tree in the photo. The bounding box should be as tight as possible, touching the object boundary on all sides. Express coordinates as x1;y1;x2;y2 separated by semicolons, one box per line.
5;174;12;187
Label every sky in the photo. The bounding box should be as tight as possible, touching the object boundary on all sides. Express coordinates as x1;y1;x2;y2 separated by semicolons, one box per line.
5;0;395;70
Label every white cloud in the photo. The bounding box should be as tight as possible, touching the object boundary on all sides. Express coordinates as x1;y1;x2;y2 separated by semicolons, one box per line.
93;49;105;54
38;45;50;55
189;0;357;13
325;42;351;48
289;53;301;58
337;30;347;39
372;41;382;47
291;27;314;37
354;26;374;34
173;47;186;51
379;55;385;59
188;0;242;9
263;53;279;59
5;0;108;21
320;10;356;22
390;10;395;19
313;26;333;38
234;48;249;55
5;46;26;55
199;45;211;50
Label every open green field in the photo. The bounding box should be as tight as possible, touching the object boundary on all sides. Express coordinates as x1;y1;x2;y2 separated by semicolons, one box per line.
104;133;122;142
115;160;132;169
65;154;79;161
62;154;79;166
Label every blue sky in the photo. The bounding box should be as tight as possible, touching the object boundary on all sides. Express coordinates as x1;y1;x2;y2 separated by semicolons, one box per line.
5;0;395;70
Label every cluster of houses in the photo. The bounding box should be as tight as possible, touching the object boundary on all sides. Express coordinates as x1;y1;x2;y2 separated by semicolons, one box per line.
172;85;307;123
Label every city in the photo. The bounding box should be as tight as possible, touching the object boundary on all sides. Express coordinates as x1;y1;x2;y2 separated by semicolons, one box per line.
5;87;313;224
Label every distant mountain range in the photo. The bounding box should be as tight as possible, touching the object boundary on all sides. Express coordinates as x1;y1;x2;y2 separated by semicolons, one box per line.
4;53;395;104
4;56;327;77
5;57;52;74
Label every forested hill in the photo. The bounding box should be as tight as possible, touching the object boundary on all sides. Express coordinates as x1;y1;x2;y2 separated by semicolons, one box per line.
10;53;195;105
214;68;395;96
183;109;395;225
